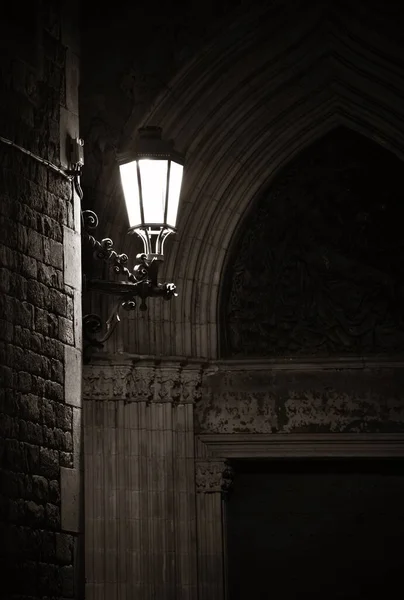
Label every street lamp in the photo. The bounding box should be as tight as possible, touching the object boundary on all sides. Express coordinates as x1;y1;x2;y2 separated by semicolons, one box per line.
74;126;185;358
118;125;184;258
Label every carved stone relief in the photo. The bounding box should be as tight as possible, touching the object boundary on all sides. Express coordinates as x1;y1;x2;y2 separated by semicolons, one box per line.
224;127;404;357
83;362;202;403
195;460;234;494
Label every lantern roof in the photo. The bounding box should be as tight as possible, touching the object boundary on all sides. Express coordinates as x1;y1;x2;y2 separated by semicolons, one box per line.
117;126;184;165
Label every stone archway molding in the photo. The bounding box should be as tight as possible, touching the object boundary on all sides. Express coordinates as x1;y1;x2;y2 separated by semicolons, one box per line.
109;1;404;359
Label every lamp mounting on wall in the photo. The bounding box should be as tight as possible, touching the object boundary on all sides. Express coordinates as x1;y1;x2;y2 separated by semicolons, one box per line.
69;127;184;358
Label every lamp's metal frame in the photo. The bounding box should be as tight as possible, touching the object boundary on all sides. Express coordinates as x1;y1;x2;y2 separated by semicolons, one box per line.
69;152;178;361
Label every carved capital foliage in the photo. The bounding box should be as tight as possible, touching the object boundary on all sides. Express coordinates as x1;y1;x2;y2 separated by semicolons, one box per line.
82;365;132;399
195;460;234;494
83;362;202;403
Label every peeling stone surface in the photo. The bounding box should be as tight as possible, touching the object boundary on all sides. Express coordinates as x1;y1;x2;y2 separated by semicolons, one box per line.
196;366;404;434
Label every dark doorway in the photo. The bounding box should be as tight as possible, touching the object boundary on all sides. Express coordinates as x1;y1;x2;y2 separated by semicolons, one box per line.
226;459;404;599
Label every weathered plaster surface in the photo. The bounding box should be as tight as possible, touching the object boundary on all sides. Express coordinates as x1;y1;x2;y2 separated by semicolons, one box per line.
196;365;404;434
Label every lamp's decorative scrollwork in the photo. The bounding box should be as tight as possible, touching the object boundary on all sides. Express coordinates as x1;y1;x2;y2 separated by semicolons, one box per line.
70;126;184;361
82;209;131;276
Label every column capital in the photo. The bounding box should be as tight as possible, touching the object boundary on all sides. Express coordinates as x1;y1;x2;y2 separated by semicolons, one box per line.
195;459;234;494
83;361;203;403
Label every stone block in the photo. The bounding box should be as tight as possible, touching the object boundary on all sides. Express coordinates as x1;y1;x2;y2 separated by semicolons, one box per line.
61;564;75;597
73;288;82;348
5;439;24;472
0;319;13;342
60;451;74;468
0;244;19;270
18;394;40;422
37;261;63;290
55;403;73;431
0;293;14;322
30;331;44;354
43;237;63;269
27;279;47;308
26;228;44;261
23;442;40;474
41;398;56;428
65;345;81;407
8;497;25;523
20;420;44;445
63;226;81;290
72;407;81;469
38;561;61;596
25;499;45;526
39;446;59;479
37;214;63;242
49;479;61;504
48;171;72;201
56;429;73;452
51;358;64;384
46;501;61;529
61;467;80;533
55;531;74;564
32;475;49;502
40;529;56;561
9;273;27;301
66;295;74;320
58;315;74;345
49;288;68;316
14;325;30;349
45;379;64;402
43;425;56;448
17;371;32;393
34;307;57;338
0;413;18;438
21;254;38;279
0;469;20;497
0;267;10;293
14;300;34;329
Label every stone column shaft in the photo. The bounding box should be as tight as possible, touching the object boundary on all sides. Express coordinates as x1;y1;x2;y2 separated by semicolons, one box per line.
195;460;233;600
84;362;200;600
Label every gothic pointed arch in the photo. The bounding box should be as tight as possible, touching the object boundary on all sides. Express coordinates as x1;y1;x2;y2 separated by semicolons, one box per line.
220;125;404;358
92;1;404;359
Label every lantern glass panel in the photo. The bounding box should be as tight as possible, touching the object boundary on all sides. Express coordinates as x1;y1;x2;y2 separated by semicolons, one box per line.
139;159;168;224
119;161;141;228
166;161;184;228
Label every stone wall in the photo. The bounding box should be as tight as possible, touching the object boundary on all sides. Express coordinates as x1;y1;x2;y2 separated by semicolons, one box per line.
0;3;82;599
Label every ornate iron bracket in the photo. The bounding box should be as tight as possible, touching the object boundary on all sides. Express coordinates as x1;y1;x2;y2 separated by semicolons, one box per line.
78;172;177;359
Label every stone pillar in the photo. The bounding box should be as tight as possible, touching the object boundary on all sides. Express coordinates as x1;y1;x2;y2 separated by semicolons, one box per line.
195;459;234;600
83;361;201;600
0;2;82;599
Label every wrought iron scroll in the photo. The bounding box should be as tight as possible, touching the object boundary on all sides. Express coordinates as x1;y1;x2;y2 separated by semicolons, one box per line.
80;188;177;359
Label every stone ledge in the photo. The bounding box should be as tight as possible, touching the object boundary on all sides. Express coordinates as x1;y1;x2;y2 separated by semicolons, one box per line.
196;433;404;459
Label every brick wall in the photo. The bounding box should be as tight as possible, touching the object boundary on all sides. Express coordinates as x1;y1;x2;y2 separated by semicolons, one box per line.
0;2;82;599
